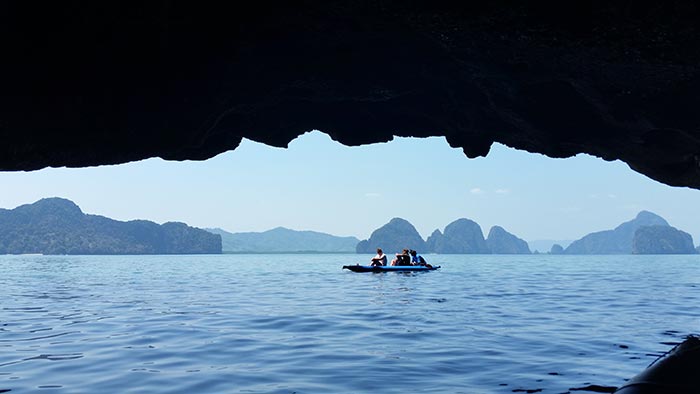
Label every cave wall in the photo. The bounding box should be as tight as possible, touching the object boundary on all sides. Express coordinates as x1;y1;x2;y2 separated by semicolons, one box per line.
1;1;699;188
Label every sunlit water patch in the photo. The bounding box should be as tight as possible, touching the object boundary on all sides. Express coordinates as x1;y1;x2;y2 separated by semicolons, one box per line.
1;254;698;393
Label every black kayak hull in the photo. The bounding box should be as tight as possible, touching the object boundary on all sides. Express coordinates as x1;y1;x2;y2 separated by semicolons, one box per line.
614;336;700;394
342;264;440;273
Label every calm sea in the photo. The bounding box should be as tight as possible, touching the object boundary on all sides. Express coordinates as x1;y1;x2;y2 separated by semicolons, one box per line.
1;254;698;393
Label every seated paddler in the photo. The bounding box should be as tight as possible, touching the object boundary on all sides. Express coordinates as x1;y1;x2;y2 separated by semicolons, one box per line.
370;248;387;266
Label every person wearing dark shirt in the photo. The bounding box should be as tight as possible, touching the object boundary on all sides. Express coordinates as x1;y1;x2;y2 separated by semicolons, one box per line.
391;249;411;266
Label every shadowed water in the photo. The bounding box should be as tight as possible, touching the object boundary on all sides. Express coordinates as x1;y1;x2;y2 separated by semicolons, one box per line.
1;254;698;393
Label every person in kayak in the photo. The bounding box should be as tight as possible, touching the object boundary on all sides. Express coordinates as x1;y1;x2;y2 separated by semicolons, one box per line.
410;250;433;268
391;249;411;266
370;248;387;266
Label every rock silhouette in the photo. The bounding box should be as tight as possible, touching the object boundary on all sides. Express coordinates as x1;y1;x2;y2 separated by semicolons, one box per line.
487;226;531;254
565;211;669;254
427;219;490;254
1;3;699;189
632;225;697;254
356;218;426;254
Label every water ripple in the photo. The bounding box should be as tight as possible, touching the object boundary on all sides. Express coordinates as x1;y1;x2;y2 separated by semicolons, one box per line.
0;254;698;393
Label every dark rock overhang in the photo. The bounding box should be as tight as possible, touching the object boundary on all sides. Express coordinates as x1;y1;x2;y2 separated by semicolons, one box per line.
1;2;699;188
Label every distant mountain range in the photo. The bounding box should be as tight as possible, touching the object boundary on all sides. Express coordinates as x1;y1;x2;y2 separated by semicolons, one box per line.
1;198;696;255
357;218;531;254
207;227;359;253
0;198;221;255
357;212;698;255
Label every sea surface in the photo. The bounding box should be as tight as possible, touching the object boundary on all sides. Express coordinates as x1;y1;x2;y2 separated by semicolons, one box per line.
1;254;699;393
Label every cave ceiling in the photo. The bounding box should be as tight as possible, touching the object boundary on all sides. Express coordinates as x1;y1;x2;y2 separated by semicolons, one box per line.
1;2;699;188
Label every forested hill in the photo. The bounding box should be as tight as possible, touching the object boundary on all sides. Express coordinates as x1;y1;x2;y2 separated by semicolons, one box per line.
0;198;221;255
564;211;696;254
207;227;359;253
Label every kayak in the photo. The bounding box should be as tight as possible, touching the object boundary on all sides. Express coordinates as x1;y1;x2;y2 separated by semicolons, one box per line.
342;264;440;273
615;335;700;394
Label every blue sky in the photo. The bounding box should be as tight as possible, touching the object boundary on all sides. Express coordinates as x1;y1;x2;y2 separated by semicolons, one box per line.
1;131;698;244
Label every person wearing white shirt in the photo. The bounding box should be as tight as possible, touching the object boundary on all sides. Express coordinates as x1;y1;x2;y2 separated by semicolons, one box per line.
370;248;387;266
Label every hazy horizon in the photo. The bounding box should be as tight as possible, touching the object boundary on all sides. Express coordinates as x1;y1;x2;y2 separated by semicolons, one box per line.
1;131;698;244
